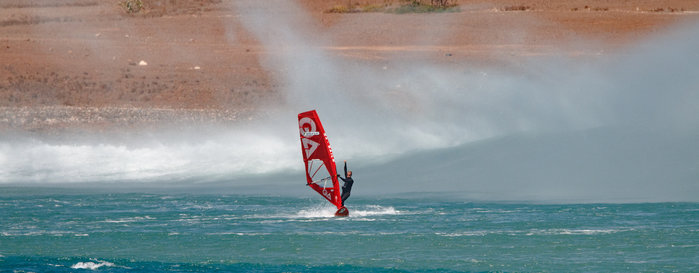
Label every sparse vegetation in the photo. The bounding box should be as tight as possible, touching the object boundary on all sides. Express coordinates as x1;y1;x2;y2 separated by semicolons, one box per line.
390;0;459;13
325;0;459;14
502;5;531;11
649;7;685;12
327;5;351;13
569;6;612;12
361;4;386;12
121;0;143;14
118;0;222;16
567;6;689;12
327;2;392;13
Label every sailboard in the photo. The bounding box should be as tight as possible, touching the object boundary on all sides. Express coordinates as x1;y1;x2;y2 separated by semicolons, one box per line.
298;110;349;217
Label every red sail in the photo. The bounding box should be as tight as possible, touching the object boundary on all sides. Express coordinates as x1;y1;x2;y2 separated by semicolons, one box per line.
298;110;342;209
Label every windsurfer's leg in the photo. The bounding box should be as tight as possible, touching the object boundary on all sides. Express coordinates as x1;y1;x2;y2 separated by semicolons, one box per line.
341;191;351;206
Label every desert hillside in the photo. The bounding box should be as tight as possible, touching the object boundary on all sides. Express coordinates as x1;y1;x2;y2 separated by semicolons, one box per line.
1;0;698;132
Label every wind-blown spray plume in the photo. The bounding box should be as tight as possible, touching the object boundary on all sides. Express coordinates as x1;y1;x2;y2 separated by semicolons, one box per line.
1;1;697;202
230;1;699;202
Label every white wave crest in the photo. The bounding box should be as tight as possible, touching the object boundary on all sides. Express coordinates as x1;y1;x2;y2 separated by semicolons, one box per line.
293;204;399;218
70;260;115;270
436;228;626;237
351;205;399;217
294;205;338;218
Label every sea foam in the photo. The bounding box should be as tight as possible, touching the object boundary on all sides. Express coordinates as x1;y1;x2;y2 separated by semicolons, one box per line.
293;204;399;218
70;260;115;270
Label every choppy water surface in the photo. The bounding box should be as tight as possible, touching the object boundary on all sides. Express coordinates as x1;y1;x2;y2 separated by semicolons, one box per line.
1;189;697;272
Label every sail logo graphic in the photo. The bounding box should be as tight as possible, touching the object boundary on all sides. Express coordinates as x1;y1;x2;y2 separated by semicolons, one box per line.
302;131;320;137
299;117;320;158
322;188;331;201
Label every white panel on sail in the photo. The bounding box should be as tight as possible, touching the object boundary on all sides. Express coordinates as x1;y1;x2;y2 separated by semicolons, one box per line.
307;159;332;185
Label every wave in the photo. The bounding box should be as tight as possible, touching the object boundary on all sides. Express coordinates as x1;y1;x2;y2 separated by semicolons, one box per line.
351;205;400;217
436;228;629;237
70;260;115;270
101;216;156;223
295;204;399;219
1;231;90;237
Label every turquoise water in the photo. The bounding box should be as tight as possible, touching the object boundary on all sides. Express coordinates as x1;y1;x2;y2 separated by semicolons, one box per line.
1;188;697;272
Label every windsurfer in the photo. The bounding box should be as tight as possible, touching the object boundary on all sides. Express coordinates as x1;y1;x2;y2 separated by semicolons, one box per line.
337;160;354;206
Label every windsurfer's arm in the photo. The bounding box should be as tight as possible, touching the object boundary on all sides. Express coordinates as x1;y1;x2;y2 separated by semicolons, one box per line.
344;161;348;177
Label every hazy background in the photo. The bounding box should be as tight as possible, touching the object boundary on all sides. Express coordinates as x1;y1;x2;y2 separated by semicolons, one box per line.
1;1;697;203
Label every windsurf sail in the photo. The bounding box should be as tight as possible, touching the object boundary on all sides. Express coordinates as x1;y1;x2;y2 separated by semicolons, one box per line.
298;110;343;209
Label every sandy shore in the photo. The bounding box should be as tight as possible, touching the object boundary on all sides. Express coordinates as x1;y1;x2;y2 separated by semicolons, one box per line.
1;0;698;132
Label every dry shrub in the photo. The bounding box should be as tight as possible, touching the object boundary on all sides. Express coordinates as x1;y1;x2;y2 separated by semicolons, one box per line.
430;0;451;8
119;0;222;16
121;0;143;13
327;5;350;13
392;0;459;13
502;5;530;11
326;2;391;13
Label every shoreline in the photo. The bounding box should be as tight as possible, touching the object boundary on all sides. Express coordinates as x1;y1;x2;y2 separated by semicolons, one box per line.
0;105;255;135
